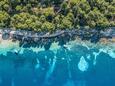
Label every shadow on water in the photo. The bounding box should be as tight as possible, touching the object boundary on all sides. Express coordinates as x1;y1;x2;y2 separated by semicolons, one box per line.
0;42;115;86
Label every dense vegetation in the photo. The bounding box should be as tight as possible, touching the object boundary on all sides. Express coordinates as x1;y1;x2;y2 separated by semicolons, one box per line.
0;0;115;32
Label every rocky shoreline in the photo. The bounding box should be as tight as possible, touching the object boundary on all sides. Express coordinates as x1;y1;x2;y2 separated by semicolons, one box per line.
0;27;115;48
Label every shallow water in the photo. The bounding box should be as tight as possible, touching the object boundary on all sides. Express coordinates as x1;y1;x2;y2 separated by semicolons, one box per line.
0;39;115;86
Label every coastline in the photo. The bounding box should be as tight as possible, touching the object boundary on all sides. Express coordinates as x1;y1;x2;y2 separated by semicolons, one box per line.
0;27;115;51
0;27;115;43
0;35;115;56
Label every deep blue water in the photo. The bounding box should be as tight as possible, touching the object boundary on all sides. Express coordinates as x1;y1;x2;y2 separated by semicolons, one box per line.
0;40;115;86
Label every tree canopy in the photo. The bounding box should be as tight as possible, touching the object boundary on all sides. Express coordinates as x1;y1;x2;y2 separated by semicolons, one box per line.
0;0;114;31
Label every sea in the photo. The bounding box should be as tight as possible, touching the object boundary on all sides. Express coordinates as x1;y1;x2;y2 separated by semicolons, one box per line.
0;39;115;86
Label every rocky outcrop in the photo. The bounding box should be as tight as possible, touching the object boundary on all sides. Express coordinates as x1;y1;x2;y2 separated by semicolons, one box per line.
0;27;115;47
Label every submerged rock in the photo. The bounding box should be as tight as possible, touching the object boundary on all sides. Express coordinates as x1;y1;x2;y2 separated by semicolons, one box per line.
78;56;89;72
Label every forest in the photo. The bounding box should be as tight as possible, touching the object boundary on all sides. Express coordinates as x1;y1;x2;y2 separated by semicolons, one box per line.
0;0;115;32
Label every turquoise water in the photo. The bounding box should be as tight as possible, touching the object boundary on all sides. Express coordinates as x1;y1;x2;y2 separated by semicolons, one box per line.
0;39;115;86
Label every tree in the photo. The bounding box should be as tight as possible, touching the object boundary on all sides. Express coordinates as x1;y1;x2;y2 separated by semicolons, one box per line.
0;0;115;31
0;11;10;28
87;8;109;28
105;5;115;21
60;1;69;15
41;21;55;32
10;12;41;30
0;0;10;12
53;15;61;29
39;15;46;23
41;7;55;21
60;16;73;29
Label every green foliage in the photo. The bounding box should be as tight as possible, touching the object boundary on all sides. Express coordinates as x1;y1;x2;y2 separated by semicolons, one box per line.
15;5;22;12
0;0;114;31
41;22;55;32
39;15;46;23
61;17;73;29
42;7;54;17
41;7;55;21
0;11;10;28
11;12;41;31
0;0;10;11
87;8;110;28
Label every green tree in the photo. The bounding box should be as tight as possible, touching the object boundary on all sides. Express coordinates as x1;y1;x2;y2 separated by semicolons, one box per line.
41;21;55;32
87;8;109;28
61;1;69;15
39;15;46;23
53;15;61;29
10;12;41;30
0;11;10;28
0;0;115;31
41;7;55;21
0;0;10;12
105;5;115;21
60;16;73;29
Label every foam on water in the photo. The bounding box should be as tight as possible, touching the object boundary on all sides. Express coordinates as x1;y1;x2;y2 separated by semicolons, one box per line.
0;40;19;55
